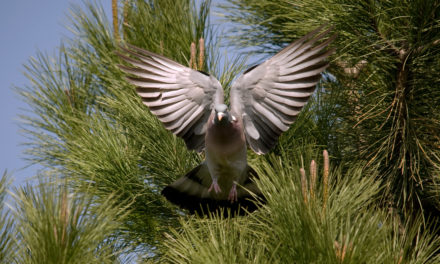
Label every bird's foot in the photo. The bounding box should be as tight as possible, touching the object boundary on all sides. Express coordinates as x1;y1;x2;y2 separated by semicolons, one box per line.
228;184;238;203
208;181;222;194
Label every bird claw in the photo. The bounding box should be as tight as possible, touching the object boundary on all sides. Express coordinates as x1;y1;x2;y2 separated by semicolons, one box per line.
208;181;222;194
228;184;238;203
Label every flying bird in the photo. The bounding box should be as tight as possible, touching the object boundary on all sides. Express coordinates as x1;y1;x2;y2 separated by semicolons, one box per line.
117;26;335;215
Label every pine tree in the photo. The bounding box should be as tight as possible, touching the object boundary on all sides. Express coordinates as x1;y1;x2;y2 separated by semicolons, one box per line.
4;0;440;262
0;173;15;263
222;0;440;217
16;0;247;259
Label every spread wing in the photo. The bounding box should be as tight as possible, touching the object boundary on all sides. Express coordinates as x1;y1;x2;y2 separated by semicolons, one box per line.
117;44;223;152
230;26;336;154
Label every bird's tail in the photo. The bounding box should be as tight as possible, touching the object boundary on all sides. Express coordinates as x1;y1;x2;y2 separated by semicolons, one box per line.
161;163;262;216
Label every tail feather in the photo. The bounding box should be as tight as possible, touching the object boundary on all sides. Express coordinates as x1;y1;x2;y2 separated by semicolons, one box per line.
161;164;263;216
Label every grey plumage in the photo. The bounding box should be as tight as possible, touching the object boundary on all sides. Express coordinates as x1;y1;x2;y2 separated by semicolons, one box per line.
118;44;223;151
230;26;336;154
117;26;335;215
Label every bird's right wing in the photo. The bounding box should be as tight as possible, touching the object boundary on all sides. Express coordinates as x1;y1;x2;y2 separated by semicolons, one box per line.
117;44;223;152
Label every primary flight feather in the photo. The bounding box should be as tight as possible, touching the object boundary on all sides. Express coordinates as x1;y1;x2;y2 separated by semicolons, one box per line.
117;25;335;215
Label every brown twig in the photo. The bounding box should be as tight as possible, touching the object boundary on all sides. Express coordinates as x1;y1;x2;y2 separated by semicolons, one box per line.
60;189;69;246
112;0;119;41
64;89;72;108
310;160;317;200
122;0;130;39
159;40;164;55
300;168;308;204
198;38;205;71
190;42;196;69
323;150;329;211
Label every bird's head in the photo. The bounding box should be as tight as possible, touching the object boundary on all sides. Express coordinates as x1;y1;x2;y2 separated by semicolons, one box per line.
213;104;235;125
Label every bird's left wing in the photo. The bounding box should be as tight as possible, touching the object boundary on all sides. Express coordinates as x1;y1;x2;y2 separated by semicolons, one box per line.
117;44;223;152
230;26;336;154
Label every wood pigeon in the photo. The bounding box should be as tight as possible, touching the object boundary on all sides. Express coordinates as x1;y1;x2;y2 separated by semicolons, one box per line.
117;26;335;215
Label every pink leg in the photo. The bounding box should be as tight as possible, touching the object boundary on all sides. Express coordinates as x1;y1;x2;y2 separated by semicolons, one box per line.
228;184;238;203
208;180;222;194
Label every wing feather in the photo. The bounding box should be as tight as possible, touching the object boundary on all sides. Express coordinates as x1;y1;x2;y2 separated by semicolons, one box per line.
273;25;327;62
278;66;328;82
118;65;177;82
230;26;335;154
267;88;315;99
174;106;205;135
118;45;223;152
157;103;194;124
126;79;184;89
117;53;171;76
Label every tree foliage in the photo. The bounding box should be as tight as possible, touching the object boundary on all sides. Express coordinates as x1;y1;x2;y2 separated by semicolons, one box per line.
163;148;440;263
222;0;440;216
12;178;128;264
1;0;440;262
0;173;16;263
15;0;248;259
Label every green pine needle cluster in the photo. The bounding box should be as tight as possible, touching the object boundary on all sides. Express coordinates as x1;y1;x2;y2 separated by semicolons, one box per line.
0;173;129;263
163;148;440;263
0;173;15;263
1;0;439;262
222;0;440;216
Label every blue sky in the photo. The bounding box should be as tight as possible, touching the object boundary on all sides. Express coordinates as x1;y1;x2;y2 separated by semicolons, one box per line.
0;1;111;186
0;0;253;187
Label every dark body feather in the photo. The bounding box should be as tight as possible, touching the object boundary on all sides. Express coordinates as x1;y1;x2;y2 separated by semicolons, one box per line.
161;164;262;216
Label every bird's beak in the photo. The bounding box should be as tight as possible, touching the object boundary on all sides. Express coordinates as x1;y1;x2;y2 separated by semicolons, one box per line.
217;112;225;121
